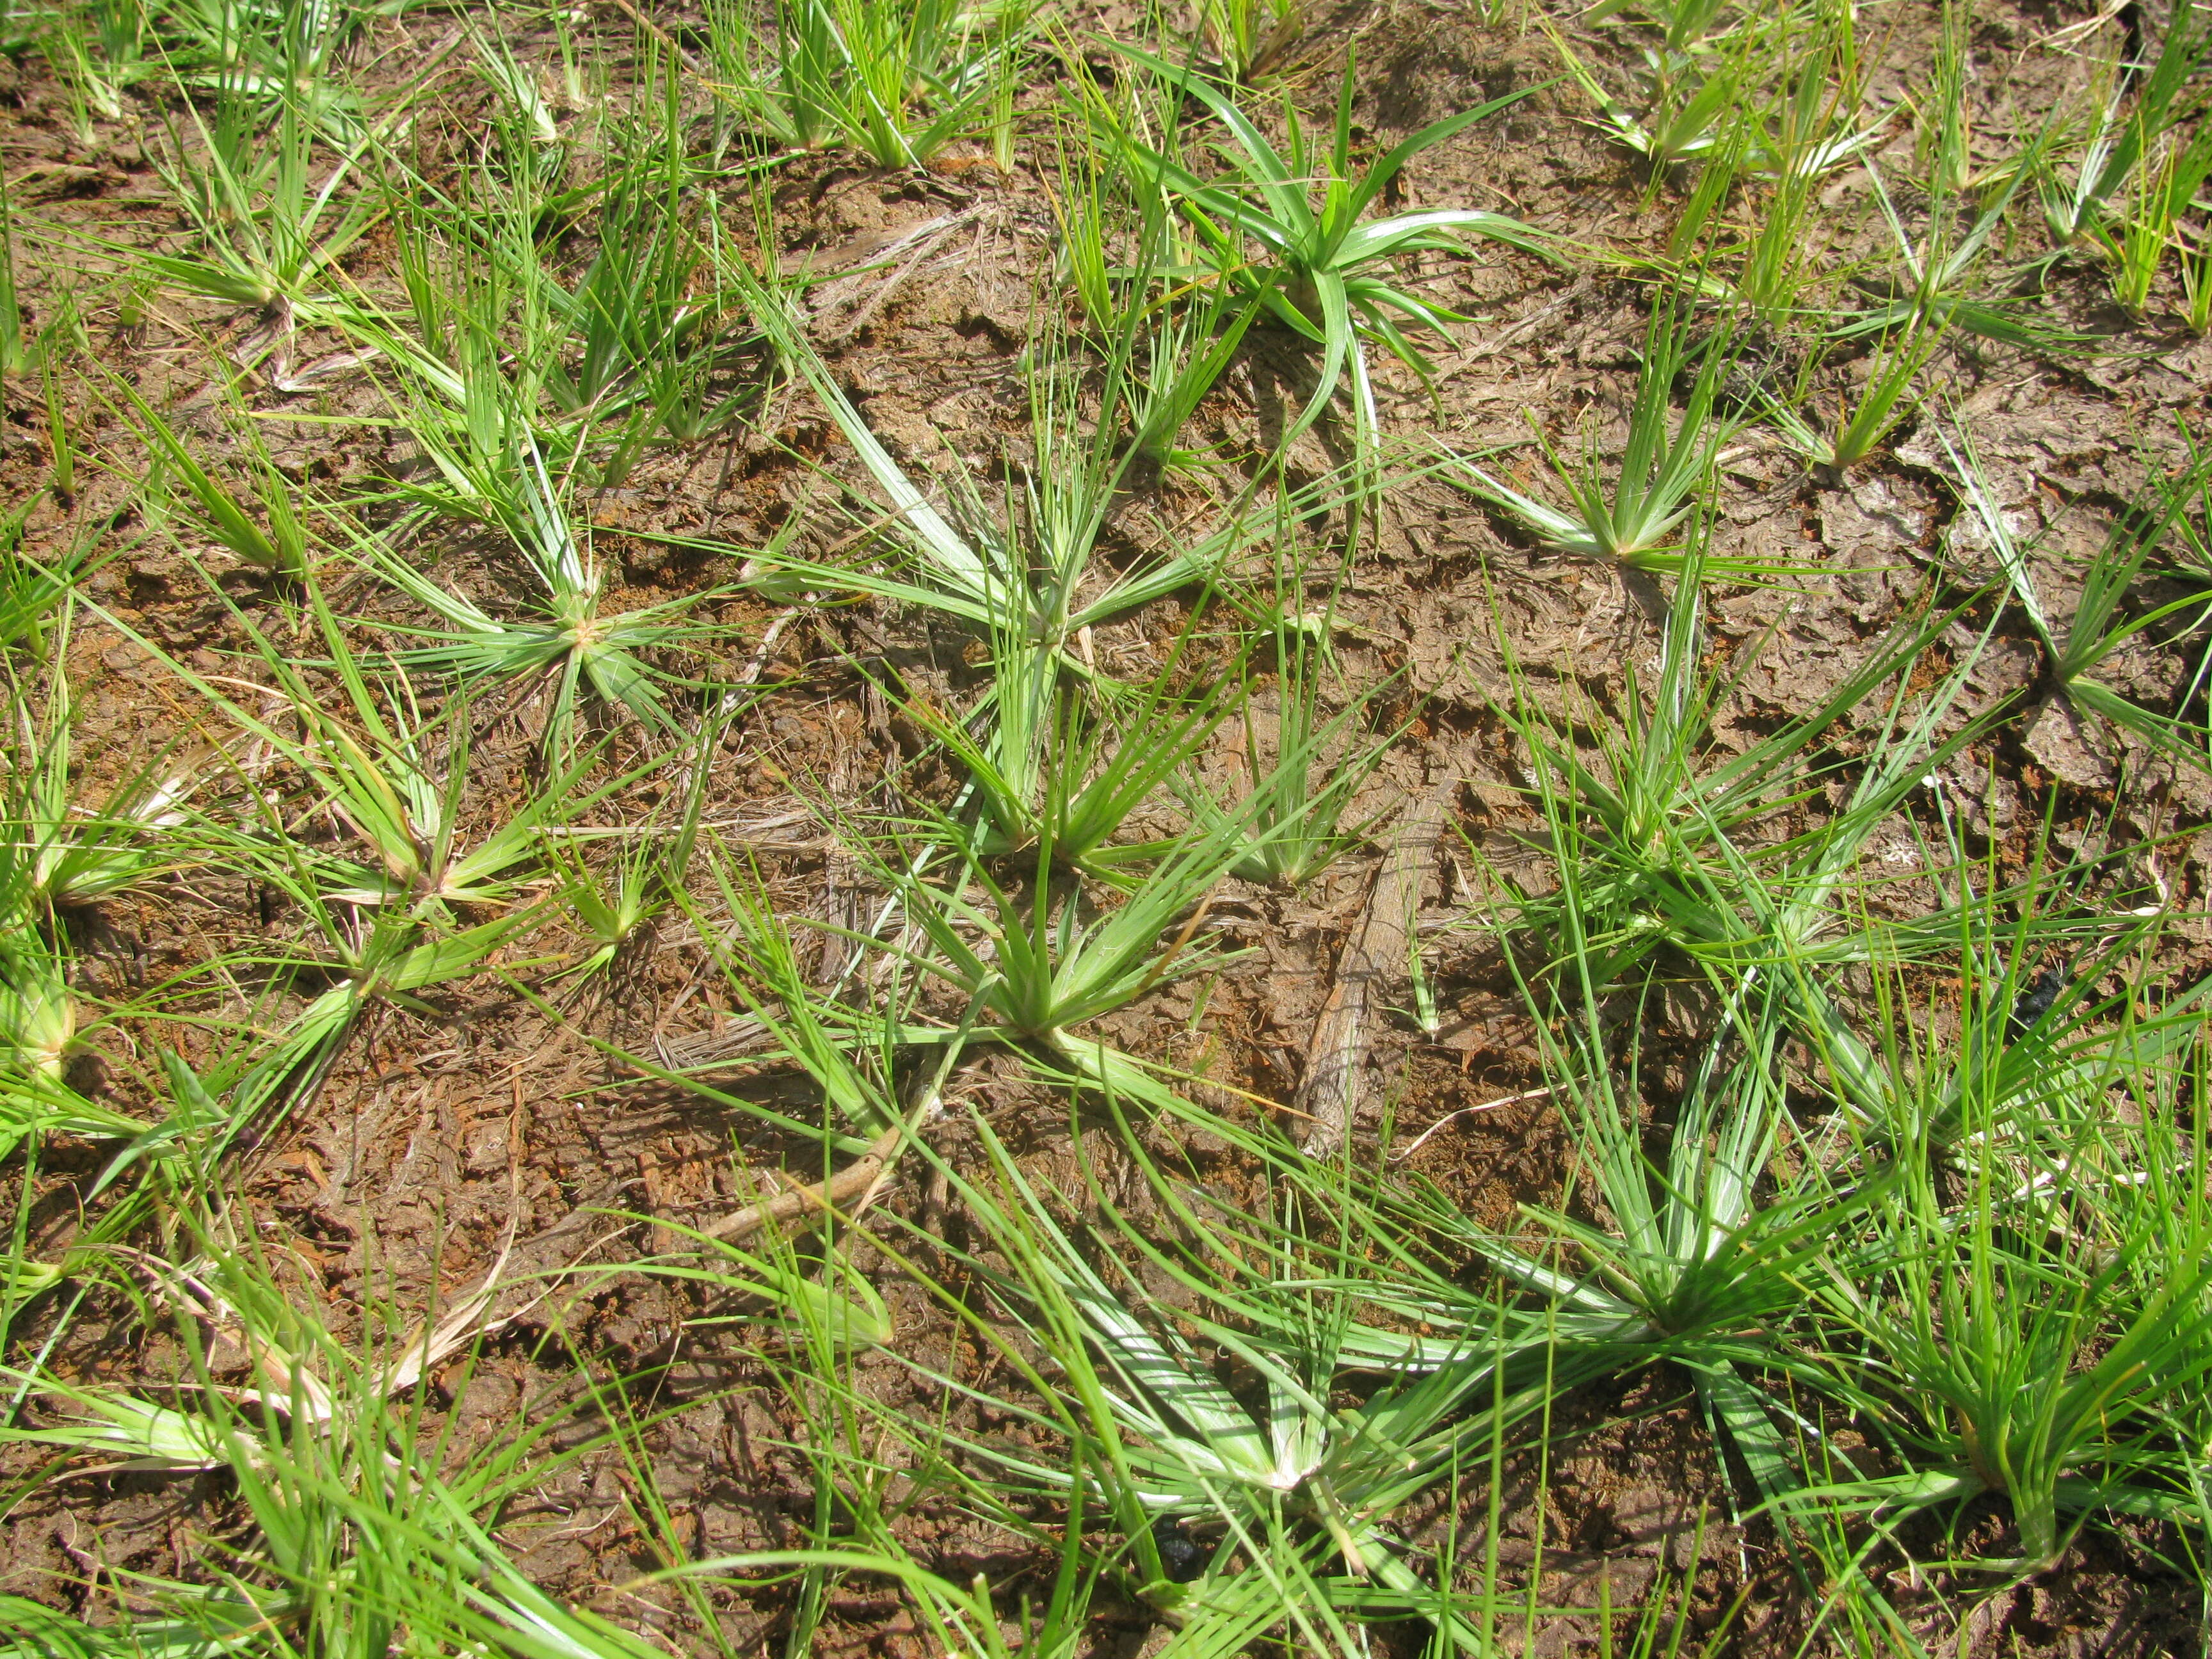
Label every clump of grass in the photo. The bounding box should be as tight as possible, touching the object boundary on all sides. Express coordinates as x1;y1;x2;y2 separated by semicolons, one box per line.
1051;156;1266;475
1099;44;1546;451
1540;12;1746;178
861;811;1252;1062
352;448;732;758
1184;581;1397;889
735;275;1287;661
1189;0;1304;82
1761;322;1944;471
132;70;387;314
1447;295;1740;572
864;1110;1572;1646
1943;419;2212;769
541;720;718;982
0;1208;669;1659
0;168;26;378
1800;1073;2212;1575
110;373;309;576
706;0;1034;168
1842;149;2088;356
3;614;205;918
2037;0;2209;287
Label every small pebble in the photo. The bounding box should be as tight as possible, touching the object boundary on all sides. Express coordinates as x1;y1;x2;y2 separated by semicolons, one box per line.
2007;967;2067;1039
1151;1516;1207;1583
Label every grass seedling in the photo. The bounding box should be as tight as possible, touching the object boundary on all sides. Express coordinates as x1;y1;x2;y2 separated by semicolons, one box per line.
38;308;80;504
475;29;565;152
1825;826;2205;1158
355;430;737;755
732;273;1294;661
1118;270;1264;477
0;614;228;1158
707;0;1033;168
0;917;187;1159
134;69;387;314
344;297;544;522
1800;1113;2212;1573
660;840;927;1145
725;300;1288;870
1686;118;1846;325
166;0;364;118
1991;0;2211;321
2039;0;2209;255
1452;972;1849;1349
541;718;718;981
2181;218;2212;332
38;0;153;142
624;1213;896;1352
894;625;1242;873
1540;15;1747;179
918;1117;1573;1647
0;935;77;1089
0;168;24;378
1761;320;1944;471
1447;295;1739;570
1185;596;1395;888
108;372;308;575
744;708;1274;1109
1476;538;1995;1081
527;60;762;469
1841;148;2086;355
1910;0;1981;198
222;895;545;1137
125;570;633;916
1189;0;1304;81
0;1215;671;1659
870;810;1253;1061
1406;960;1871;1523
1052;168;1268;475
1052;124;1126;336
1943;421;2212;769
2110;116;2212;317
344;126;714;504
0;535;76;658
1098;44;1546;451
1745;33;1893;187
1;618;205;918
557;125;705;421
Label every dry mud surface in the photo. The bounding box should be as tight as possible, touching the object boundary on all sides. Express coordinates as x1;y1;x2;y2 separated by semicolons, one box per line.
3;0;2211;1653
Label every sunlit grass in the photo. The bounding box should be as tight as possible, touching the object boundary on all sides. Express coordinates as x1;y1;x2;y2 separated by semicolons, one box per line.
1;0;2208;1652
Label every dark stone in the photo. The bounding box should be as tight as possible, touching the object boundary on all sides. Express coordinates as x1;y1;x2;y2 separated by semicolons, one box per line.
1151;1516;1207;1583
2007;967;2067;1040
